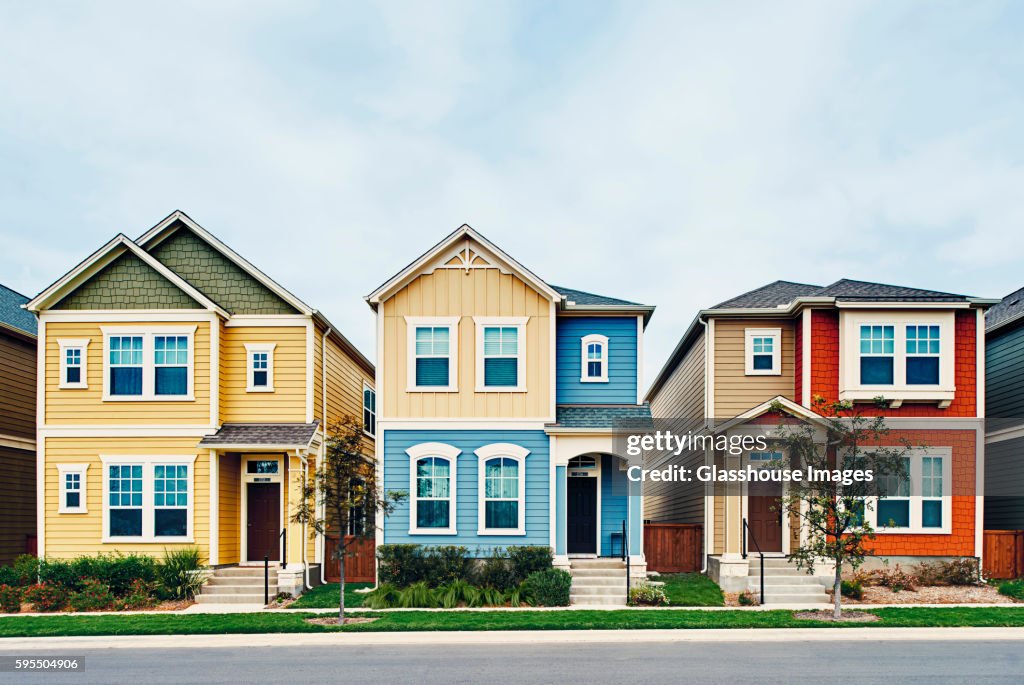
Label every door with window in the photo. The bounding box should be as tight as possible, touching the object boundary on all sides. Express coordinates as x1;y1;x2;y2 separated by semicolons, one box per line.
246;483;280;562
567;477;598;554
747;482;783;553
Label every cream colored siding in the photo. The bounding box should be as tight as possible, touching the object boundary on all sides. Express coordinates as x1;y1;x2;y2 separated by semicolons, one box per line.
713;318;796;418
219;325;306;422
43;436;209;560
381;257;552;419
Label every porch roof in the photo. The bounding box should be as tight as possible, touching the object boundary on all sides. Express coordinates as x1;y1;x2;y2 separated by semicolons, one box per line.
199;421;320;450
551;404;653;430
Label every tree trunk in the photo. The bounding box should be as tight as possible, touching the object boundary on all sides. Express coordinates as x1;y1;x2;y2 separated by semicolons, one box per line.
338;539;346;625
833;560;842;620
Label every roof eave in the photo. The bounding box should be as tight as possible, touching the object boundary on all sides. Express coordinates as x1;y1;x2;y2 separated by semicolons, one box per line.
987;309;1024;336
561;303;656;325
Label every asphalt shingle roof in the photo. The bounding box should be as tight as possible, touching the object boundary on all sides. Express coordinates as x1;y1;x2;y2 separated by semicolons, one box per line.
551;285;648;307
987;286;1024;330
198;422;319;448
553;404;653;429
711;278;970;310
0;284;37;336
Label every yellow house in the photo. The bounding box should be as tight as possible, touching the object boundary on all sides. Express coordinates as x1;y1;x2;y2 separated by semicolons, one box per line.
27;211;375;600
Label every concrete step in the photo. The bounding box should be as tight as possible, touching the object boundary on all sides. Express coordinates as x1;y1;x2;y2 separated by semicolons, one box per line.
571;585;630;596
201;584;279;595
571;577;626;588
569;559;626;570
751;584;826;595
212;566;280;578
207;576;273;587
195;593;271;605
747;575;825;586
570;595;626;606
569;570;627;580
748;567;804;576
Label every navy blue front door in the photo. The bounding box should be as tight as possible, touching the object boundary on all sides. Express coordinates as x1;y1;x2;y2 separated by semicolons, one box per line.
567;477;597;554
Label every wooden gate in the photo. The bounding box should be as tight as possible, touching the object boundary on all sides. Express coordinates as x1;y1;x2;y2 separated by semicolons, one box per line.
643;523;703;573
983;530;1024;579
323;535;376;583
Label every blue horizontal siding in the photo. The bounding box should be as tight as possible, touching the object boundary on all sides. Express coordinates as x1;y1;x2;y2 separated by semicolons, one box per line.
556;316;638;404
600;454;628;556
382;430;550;555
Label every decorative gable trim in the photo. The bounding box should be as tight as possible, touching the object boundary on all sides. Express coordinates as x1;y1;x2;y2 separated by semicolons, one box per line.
712;395;828;435
366;224;562;306
26;234;228;317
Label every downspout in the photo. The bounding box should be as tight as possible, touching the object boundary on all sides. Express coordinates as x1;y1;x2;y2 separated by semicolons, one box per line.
700;315;710;574
320;326;331;586
298;450;311;590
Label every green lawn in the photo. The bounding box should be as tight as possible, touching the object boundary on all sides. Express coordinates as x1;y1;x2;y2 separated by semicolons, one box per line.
3;607;1024;638
289;583;373;609
658;574;725;607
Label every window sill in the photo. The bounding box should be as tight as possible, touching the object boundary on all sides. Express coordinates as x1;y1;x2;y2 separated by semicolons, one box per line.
745;369;781;377
875;527;952;535
246;387;275;393
408;527;458;535
839;388;955;407
58;508;88;515
407;386;459;393
477;528;526;536
58;383;89;390
102;536;194;544
579;377;609;384
102;395;196;402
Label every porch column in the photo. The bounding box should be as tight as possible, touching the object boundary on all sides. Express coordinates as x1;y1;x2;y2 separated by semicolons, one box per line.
554;465;568;567
208;449;219;566
628;475;642;559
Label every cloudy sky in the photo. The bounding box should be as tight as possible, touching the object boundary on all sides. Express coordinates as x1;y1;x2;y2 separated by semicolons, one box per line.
1;1;1022;387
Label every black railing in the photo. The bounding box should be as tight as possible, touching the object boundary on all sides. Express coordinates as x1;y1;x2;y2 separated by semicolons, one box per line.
622;519;630;604
264;555;270;605
279;528;287;570
742;518;765;604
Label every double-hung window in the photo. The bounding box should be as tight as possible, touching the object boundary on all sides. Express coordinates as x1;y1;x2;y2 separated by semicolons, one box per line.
362;383;376;436
474;317;527;391
476;443;529;535
921;456;944;528
744;328;781;376
906;325;940;385
876;456;910;528
869;449;951;533
581;334;609;382
859;325;895;385
407;442;460;534
58;339;89;389
57;464;88;514
406;317;459;391
102;455;196;541
245;343;276;392
102;327;196;400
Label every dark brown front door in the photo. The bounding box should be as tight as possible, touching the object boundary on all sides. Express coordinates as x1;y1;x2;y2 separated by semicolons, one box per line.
567;477;598;554
747;484;783;553
247;483;280;562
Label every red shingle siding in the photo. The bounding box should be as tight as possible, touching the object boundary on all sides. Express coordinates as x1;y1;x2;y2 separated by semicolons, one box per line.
794;318;803;404
809;309;840;402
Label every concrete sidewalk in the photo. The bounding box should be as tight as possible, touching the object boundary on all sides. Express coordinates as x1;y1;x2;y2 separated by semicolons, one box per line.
2;627;1024;650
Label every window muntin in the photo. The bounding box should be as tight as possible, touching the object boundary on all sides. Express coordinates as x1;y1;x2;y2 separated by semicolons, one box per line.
154;335;189;396
580;334;609;383
65;472;81;508
363;384;376;436
109;335;144;396
906;325;940;385
108;464;144;537
244;343;276;392
751;337;774;371
744;328;781;376
483;457;519;530
154;464;188;537
58;464;89;514
868;451;951;534
58;339;90;389
415;326;451;387
252;352;268;386
482;326;519;387
65;348;82;384
414;456;452;529
859;325;895;385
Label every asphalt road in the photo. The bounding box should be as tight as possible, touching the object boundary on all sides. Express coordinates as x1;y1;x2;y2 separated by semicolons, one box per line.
3;640;1023;684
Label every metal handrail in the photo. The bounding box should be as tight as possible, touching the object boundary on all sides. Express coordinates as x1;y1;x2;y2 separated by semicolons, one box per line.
279;528;287;570
742;518;765;604
622;520;630;603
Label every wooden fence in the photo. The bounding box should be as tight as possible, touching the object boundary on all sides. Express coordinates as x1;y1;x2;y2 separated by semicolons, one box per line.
643;523;703;573
983;530;1024;580
323;535;376;583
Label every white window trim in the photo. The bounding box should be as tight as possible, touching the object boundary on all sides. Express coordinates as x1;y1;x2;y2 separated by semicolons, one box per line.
406;442;460;535
58;338;90;389
473;316;528;392
839;311;955;406
580;333;609;383
100;326;197;402
476;443;529;535
864;447;953;535
99;454;197;543
244;342;276;392
57;463;89;514
405;316;460;392
744;328;781;376
362;382;376;437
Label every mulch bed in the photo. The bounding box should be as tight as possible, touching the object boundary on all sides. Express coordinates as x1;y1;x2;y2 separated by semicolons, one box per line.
305;616;379;627
794;610;879;623
837;585;1011;605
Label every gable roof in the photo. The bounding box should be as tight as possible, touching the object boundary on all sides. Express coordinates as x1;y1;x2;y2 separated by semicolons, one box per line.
987;285;1024;334
0;283;36;337
26;234;229;317
366;224;563;306
712;396;828;435
711;280;823;309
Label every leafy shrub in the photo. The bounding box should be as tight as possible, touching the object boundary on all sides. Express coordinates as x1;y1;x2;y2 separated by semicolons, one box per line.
437;579;480;609
24;583;67;612
876;564;917;593
398;581;437;608
364;582;401;609
840;580;864;600
69;580;116;612
74;554;158;596
377;544;426;587
737;590;758;606
629;583;669;606
521;569;572;607
998;579;1024;601
0;585;21;613
119;579;155;610
156;548;204;600
38;559;80;592
475;548;517;591
916;559;980;587
508;546;553;584
13;555;39;586
423;546;471;587
0;566;18;588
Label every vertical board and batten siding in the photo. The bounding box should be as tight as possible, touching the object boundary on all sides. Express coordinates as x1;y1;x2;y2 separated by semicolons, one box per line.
599;454;628;556
218;453;241;565
383;430;549;553
42;436;209;560
987;324;1024;419
43;320;211;424
380;260;552;420
556;316;637;404
713;318;796;418
219;325;306;422
645;331;706;525
984;436;1024;530
0;333;36;440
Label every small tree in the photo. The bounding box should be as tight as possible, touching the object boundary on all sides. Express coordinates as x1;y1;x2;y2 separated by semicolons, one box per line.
293;417;405;624
766;396;914;619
